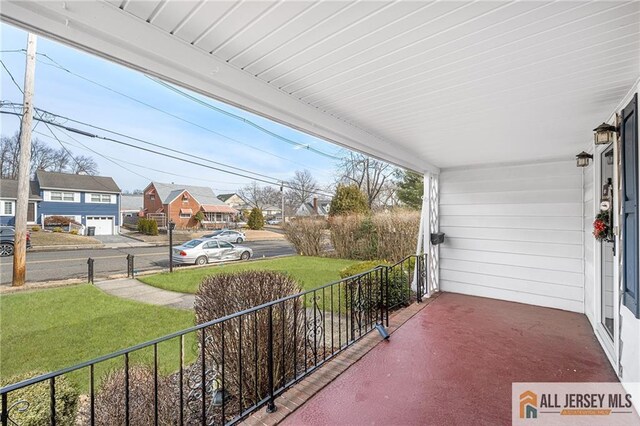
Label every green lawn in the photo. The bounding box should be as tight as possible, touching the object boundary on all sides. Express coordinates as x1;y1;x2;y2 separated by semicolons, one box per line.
0;285;196;392
139;256;359;294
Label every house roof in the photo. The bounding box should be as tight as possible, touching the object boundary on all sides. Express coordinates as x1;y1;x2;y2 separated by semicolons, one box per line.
201;204;237;214
0;179;42;200
150;182;226;206
217;193;237;202
120;194;143;211
36;170;121;193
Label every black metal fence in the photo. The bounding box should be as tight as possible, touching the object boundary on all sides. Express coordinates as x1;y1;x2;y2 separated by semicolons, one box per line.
1;254;427;426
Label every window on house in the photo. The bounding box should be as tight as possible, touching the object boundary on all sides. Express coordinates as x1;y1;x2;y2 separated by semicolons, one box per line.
182;195;189;203
3;201;13;215
90;194;112;203
50;192;75;201
150;194;155;201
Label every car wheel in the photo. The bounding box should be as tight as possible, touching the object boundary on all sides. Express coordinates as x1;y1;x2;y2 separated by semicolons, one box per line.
240;251;250;261
0;243;14;257
195;256;207;266
236;237;243;244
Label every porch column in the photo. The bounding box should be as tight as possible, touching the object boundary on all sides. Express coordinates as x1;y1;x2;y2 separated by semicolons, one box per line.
427;173;440;296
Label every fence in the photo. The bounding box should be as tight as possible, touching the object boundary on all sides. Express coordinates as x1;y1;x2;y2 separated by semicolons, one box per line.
0;254;427;426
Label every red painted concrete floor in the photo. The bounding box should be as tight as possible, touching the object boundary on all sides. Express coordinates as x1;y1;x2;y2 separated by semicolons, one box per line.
282;293;618;426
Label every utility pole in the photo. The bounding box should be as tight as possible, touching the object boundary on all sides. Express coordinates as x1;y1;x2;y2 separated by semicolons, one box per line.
280;182;285;224
12;33;37;287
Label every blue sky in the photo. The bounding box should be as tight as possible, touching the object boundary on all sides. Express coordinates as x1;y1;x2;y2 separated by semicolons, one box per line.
0;23;343;193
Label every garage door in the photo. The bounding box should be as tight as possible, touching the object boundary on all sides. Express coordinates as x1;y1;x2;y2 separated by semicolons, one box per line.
86;216;113;235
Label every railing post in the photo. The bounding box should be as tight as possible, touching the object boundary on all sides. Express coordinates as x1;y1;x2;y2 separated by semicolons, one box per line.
87;258;94;284
2;392;8;426
379;267;384;325
385;267;390;327
417;255;422;303
266;305;277;413
126;254;134;278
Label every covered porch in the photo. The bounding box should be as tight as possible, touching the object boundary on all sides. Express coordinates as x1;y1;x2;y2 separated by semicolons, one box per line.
1;0;639;423
279;292;619;425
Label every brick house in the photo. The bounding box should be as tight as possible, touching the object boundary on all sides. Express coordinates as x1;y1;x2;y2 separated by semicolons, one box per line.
143;182;237;229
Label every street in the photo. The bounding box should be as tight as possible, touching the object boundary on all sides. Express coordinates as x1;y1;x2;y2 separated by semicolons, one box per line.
0;240;295;285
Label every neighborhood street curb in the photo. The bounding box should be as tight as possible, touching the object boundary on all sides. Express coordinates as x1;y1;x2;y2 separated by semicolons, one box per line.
31;244;105;251
1;253;296;294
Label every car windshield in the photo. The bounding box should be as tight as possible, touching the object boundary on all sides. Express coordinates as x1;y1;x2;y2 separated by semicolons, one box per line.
183;240;203;248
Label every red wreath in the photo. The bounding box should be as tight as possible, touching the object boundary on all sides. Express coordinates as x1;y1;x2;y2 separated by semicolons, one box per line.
593;211;610;241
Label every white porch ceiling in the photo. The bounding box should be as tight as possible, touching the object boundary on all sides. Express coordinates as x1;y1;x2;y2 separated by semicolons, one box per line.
1;1;639;171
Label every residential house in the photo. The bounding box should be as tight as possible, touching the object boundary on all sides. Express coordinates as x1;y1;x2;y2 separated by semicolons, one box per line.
261;204;282;220
0;179;42;226
36;170;121;235
120;193;143;224
217;193;249;211
295;197;330;218
144;182;237;229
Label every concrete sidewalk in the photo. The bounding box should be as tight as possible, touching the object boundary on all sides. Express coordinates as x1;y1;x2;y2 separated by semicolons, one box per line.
95;278;194;310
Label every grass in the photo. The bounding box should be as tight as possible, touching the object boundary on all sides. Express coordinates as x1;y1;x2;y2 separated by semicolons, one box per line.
0;285;196;393
30;231;100;246
139;256;359;294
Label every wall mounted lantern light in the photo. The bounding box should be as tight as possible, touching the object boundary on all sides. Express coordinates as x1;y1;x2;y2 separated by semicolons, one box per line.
593;122;617;145
576;151;593;167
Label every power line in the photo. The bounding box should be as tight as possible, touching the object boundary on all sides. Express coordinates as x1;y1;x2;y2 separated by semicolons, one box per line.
148;76;341;159
2;101;281;183
1;108;336;198
30;51;335;169
34;128;245;191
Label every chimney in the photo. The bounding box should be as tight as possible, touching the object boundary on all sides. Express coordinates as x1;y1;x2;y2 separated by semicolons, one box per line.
313;196;318;214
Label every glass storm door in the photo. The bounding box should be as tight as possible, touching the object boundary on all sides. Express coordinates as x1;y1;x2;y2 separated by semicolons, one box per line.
600;146;615;339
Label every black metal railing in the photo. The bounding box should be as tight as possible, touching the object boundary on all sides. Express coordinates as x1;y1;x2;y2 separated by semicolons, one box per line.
1;254;427;426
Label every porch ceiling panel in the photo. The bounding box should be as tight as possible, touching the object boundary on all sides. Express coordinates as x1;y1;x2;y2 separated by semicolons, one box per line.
2;1;639;170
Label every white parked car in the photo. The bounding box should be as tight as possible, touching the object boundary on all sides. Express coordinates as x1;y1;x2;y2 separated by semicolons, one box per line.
202;229;246;243
172;239;252;265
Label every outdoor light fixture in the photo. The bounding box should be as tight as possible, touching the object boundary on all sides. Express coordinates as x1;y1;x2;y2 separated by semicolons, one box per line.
576;151;593;168
375;323;390;340
593;122;617;145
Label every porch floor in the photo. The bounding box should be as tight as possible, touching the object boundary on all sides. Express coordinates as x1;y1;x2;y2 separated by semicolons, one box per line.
282;293;618;425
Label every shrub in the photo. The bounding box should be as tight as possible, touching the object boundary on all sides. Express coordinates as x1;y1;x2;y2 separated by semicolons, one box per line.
339;260;413;313
329;211;420;262
0;372;79;426
137;218;159;236
283;218;326;256
92;365;180;426
247;207;264;230
329;184;369;216
44;215;79;226
30;226;40;232
69;229;79;235
195;271;305;410
52;227;63;233
193;211;205;228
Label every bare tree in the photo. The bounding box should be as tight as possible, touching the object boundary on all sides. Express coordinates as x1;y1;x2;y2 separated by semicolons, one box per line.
69;154;98;175
1;132;98;178
336;152;396;208
285;169;318;208
239;182;280;209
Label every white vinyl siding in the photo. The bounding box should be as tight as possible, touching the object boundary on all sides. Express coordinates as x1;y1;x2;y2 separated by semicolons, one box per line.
86;193;115;204
438;161;584;313
44;191;80;202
